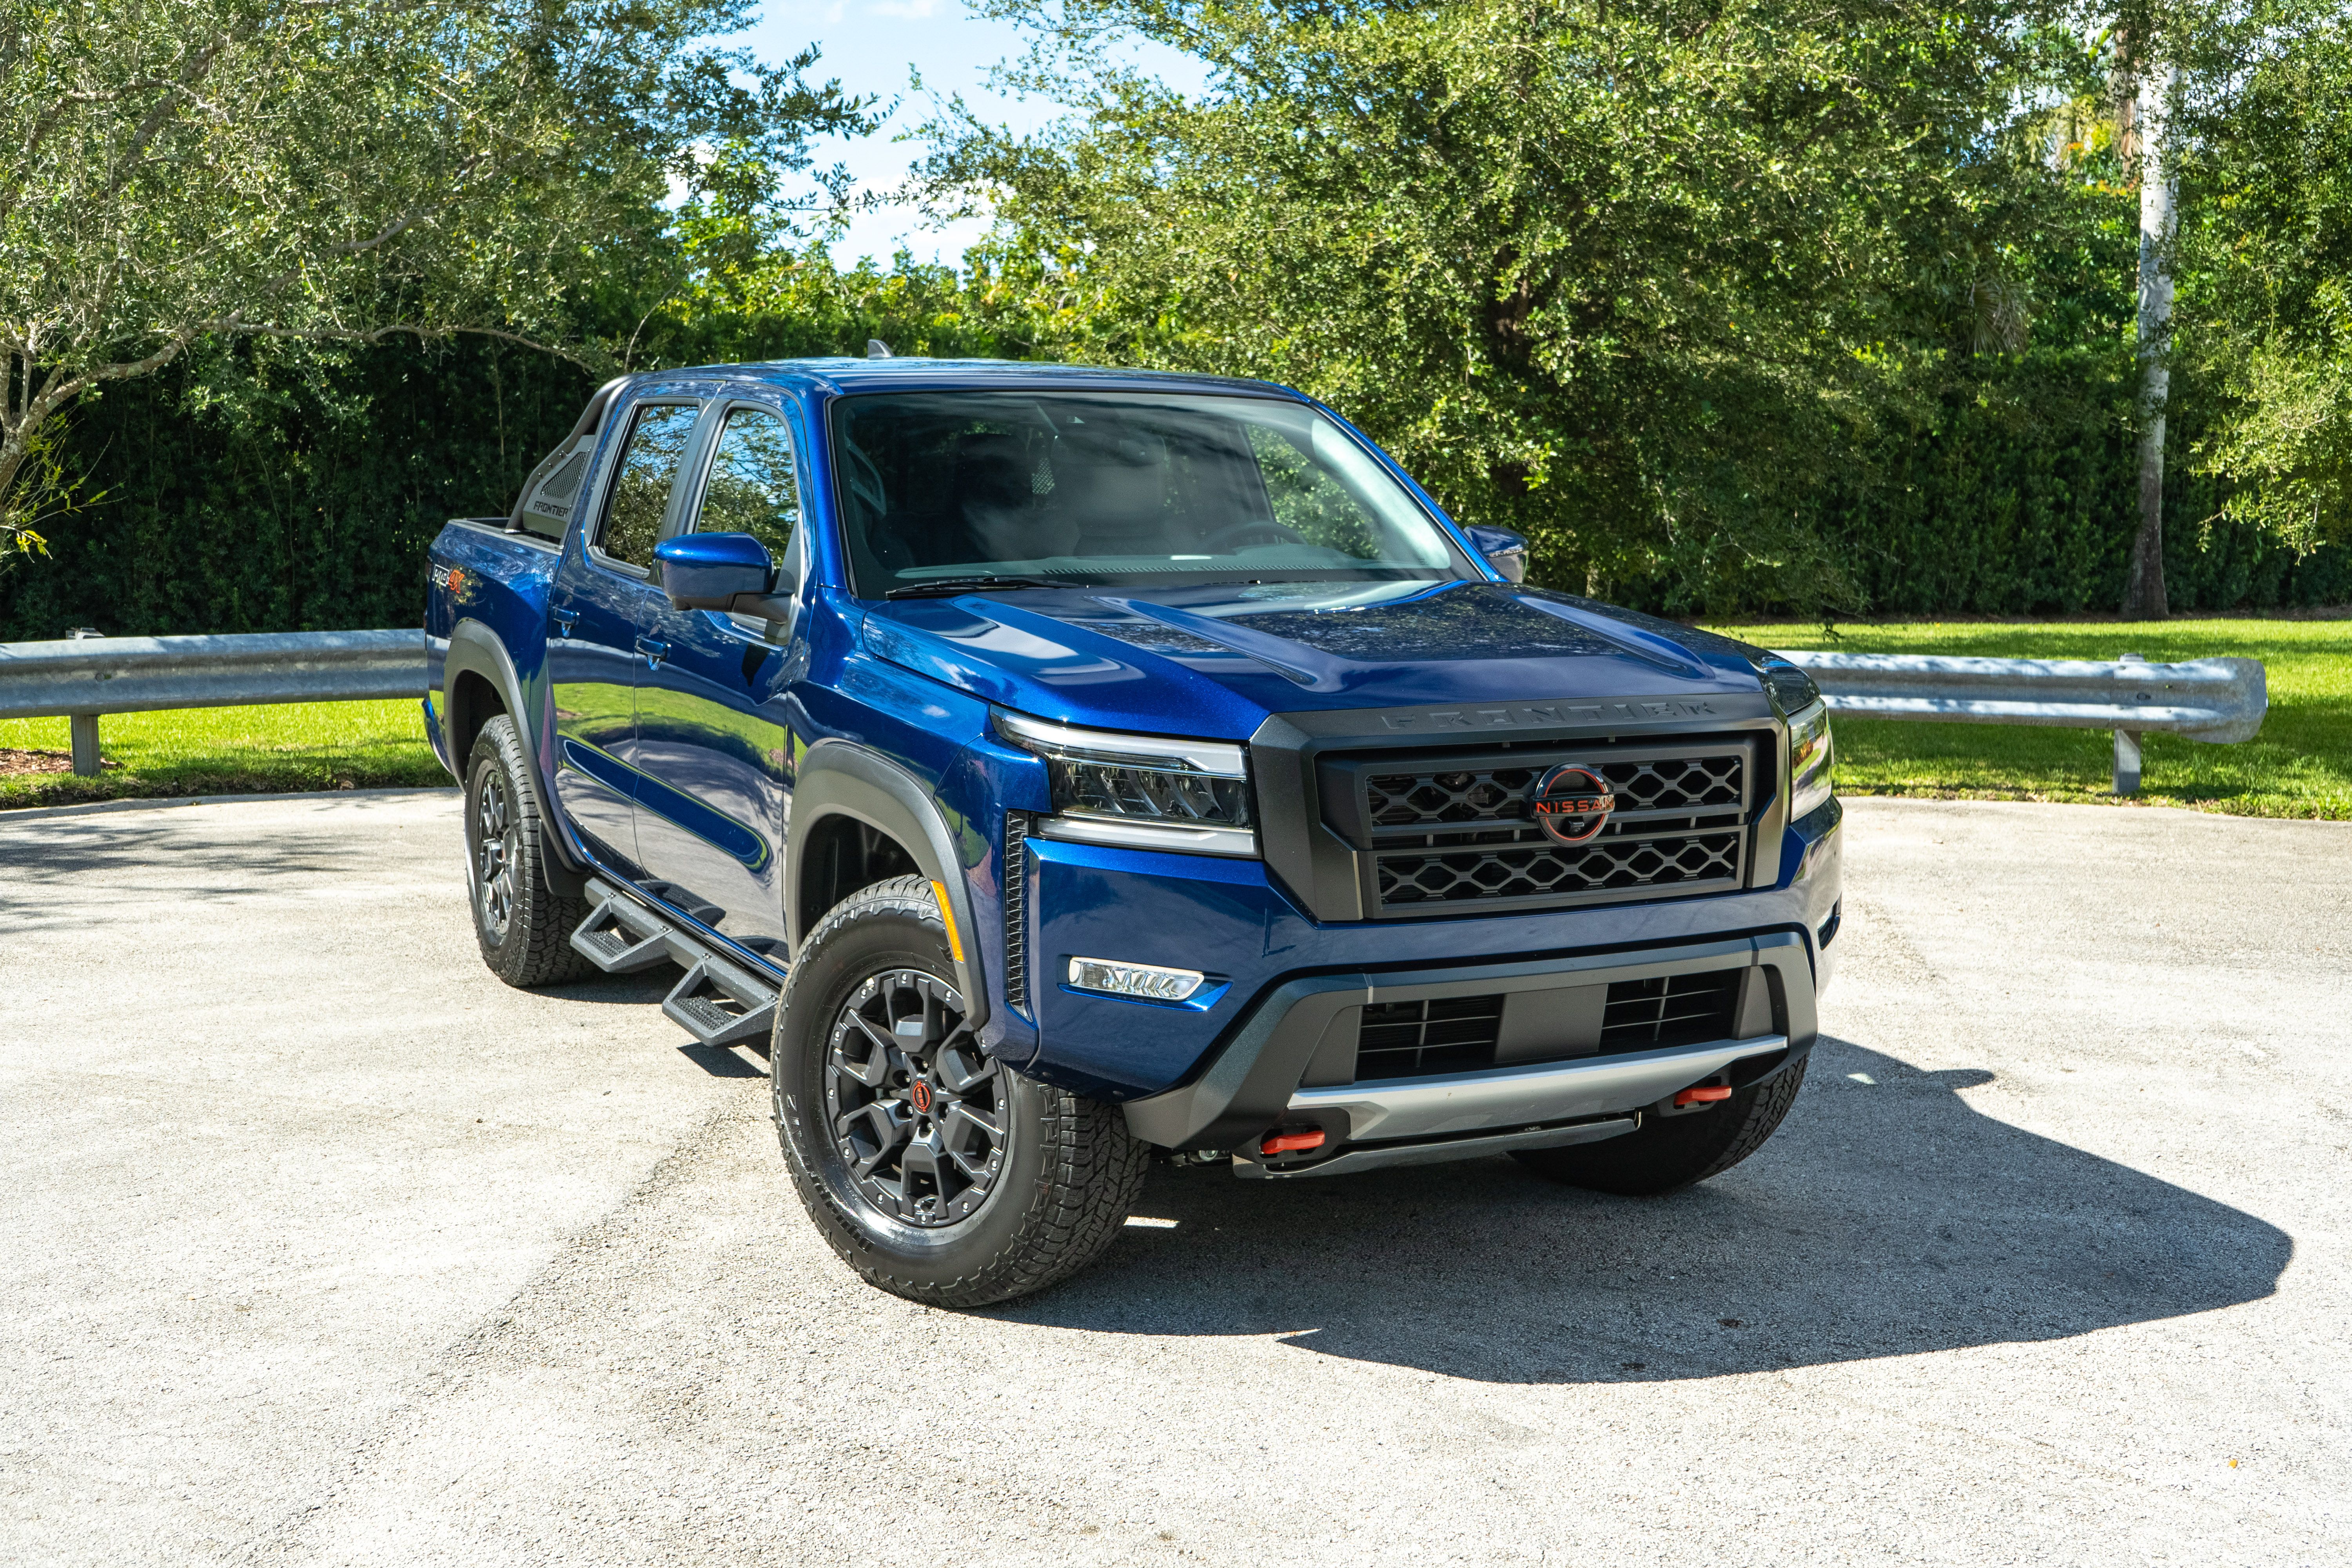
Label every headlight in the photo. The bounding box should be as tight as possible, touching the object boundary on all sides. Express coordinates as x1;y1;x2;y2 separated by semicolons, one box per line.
994;711;1258;857
1789;701;1835;820
1757;657;1822;718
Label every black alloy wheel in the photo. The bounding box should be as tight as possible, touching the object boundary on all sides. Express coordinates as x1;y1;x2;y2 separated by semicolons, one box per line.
826;968;1008;1227
463;715;592;987
772;875;1148;1307
472;764;519;942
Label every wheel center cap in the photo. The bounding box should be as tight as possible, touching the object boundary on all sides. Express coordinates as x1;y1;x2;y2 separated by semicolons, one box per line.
908;1079;934;1114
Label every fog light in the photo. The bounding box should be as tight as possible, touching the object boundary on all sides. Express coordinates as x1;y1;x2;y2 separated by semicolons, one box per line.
1067;956;1206;1002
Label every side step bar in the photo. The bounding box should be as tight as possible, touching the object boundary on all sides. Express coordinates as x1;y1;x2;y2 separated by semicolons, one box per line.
569;878;782;1048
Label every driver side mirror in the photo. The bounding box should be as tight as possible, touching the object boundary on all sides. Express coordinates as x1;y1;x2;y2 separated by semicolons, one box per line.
1465;525;1528;584
655;532;777;612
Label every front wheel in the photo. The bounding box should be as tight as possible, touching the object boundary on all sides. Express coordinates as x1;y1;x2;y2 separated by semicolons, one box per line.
771;876;1147;1307
1514;1055;1810;1196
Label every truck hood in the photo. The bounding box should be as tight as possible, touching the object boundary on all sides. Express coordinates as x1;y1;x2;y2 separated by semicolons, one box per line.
860;579;1772;740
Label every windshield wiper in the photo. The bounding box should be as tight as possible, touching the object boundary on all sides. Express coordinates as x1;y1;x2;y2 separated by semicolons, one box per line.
884;575;1066;599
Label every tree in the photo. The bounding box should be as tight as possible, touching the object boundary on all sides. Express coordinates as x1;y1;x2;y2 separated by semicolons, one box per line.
0;0;869;569
924;0;2100;612
2177;12;2352;560
2117;29;2181;616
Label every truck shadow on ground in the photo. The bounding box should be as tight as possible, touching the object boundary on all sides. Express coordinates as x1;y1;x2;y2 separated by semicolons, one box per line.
996;1035;2292;1383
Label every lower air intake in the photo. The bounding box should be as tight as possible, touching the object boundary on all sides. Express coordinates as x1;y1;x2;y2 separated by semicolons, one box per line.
1599;969;1742;1052
1353;994;1504;1080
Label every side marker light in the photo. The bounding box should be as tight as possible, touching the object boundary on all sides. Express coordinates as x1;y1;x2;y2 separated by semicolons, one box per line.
1674;1086;1733;1107
1260;1129;1325;1155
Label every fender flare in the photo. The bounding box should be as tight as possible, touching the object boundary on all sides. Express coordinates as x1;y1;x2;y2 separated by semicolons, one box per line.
788;740;989;1029
442;618;589;887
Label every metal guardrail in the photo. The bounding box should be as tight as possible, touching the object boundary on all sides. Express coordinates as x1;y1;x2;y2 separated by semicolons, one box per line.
0;629;2270;796
0;629;426;776
1774;649;2269;793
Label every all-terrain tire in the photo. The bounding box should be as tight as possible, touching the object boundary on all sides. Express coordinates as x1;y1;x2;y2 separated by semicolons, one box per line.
1514;1054;1811;1196
464;715;593;988
771;875;1148;1307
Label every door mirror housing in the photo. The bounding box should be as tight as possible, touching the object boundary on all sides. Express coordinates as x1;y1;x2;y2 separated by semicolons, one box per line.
1465;525;1528;584
656;532;775;611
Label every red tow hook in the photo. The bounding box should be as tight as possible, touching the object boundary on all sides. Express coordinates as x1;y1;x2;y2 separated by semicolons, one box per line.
1673;1085;1734;1108
1259;1129;1327;1156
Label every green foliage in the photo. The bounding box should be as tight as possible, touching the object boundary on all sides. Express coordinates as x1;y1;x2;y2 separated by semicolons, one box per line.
921;0;2146;614
2178;15;2352;553
10;0;2352;639
0;0;870;548
0;253;1016;640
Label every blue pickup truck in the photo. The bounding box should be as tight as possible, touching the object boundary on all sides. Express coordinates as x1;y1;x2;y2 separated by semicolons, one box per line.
424;358;1841;1306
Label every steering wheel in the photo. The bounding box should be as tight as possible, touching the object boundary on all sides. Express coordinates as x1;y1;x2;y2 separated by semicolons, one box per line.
1201;519;1305;552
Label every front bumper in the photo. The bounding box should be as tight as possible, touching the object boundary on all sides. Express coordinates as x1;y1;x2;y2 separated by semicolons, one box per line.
1119;932;1814;1171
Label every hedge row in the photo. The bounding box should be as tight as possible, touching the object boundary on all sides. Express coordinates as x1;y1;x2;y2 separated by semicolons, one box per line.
4;336;2342;642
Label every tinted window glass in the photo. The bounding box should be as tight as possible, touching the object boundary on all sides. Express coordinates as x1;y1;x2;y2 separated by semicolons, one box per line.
600;403;699;566
693;407;799;559
828;392;1466;597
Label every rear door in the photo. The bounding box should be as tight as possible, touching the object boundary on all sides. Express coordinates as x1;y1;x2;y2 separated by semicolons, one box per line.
627;400;806;960
545;397;702;877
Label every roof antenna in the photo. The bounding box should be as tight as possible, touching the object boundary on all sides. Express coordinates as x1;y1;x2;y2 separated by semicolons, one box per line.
866;339;893;359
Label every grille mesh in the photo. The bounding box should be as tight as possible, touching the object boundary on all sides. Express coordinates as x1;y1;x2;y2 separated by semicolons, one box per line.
1377;831;1742;907
1367;754;1743;831
1003;814;1030;1011
1353;995;1504;1080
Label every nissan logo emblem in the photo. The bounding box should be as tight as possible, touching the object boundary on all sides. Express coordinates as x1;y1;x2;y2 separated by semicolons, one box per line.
1528;764;1615;845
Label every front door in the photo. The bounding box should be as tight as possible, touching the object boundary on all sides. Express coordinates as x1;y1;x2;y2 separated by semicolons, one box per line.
545;398;703;879
630;401;805;961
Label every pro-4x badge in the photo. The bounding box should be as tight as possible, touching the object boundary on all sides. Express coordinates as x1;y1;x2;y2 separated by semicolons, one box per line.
1528;764;1615;845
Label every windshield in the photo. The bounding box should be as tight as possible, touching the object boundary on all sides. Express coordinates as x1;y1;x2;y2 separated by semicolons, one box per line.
827;390;1471;596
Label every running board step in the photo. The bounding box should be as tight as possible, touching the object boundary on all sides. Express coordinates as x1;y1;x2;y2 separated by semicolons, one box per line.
571;878;783;1049
569;892;675;974
663;957;777;1047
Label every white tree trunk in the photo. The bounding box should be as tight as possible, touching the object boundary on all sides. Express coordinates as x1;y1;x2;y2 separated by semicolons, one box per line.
2126;62;2179;617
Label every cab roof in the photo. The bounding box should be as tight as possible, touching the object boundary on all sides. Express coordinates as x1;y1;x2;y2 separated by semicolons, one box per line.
643;357;1309;403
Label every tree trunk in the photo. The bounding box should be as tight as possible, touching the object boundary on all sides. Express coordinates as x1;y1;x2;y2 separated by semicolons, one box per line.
2125;62;2179;618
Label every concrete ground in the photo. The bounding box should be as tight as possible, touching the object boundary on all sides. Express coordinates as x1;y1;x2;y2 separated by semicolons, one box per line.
1;791;2346;1567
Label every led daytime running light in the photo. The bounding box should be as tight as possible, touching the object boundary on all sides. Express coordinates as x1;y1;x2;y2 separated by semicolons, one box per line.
1067;956;1207;1003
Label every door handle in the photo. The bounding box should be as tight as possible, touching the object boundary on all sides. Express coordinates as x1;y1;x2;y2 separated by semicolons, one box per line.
552;608;578;638
634;636;669;670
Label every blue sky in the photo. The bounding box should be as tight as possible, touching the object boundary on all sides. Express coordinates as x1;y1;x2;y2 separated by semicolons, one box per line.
735;2;1205;267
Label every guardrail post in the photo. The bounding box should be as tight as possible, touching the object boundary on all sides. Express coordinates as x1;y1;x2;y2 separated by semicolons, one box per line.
2112;651;2147;795
69;712;101;777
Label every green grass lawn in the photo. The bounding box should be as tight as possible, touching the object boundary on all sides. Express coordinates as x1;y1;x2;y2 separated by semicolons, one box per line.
1710;617;2350;820
0;699;452;809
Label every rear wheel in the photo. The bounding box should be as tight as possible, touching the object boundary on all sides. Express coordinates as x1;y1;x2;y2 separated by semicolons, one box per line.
771;876;1147;1307
464;715;592;988
1514;1055;1810;1196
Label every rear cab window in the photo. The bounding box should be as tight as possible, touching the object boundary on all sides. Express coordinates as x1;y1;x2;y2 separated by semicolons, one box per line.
595;402;702;571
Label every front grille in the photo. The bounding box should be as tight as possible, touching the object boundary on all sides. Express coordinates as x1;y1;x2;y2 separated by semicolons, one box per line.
1378;831;1742;907
1367;754;1744;830
1002;814;1031;1011
1353;995;1503;1080
1321;737;1761;916
1599;969;1742;1051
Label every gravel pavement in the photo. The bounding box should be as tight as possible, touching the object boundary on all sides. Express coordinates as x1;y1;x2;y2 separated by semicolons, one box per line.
3;789;2347;1566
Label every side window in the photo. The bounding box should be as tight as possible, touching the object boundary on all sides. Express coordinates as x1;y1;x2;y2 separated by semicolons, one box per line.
692;406;799;562
599;403;700;568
